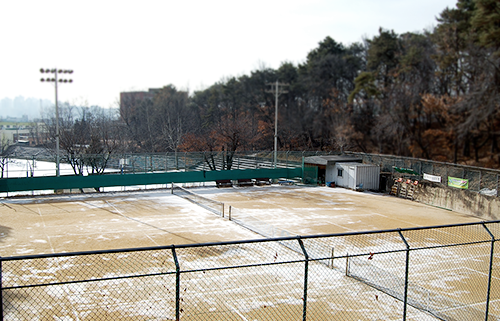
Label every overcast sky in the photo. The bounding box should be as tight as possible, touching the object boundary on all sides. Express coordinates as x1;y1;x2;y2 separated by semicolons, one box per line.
1;0;458;110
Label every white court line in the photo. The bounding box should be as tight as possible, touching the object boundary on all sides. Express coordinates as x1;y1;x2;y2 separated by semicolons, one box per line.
104;200;160;246
37;206;56;254
226;303;249;321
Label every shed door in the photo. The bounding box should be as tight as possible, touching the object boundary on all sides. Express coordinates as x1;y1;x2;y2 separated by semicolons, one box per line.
348;166;356;188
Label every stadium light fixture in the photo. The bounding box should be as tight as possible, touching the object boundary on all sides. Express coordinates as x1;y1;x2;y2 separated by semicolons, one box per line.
40;68;74;177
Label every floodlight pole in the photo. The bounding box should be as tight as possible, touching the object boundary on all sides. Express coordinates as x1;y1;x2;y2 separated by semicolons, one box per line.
266;81;288;168
274;81;278;169
54;71;60;177
40;68;73;177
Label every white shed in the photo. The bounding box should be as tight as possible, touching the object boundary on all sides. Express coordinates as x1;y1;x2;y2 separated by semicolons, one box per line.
304;155;362;185
328;162;380;190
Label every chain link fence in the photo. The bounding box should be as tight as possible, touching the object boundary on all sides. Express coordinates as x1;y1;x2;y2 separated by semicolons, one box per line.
3;148;500;198
347;152;500;196
1;150;308;178
227;206;297;240
2;221;499;320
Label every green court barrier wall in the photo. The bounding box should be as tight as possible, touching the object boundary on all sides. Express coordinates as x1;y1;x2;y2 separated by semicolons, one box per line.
0;168;303;193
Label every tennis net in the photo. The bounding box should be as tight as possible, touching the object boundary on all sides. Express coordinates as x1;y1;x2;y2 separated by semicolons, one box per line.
172;184;225;217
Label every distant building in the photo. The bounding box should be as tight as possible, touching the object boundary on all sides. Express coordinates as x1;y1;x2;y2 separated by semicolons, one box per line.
0;122;48;149
119;88;160;116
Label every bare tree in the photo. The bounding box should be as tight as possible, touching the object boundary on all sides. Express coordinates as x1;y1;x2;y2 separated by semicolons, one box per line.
155;85;190;167
43;103;123;176
0;135;12;178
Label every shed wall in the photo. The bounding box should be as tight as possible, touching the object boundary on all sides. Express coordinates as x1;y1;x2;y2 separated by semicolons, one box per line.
355;165;380;190
330;163;380;190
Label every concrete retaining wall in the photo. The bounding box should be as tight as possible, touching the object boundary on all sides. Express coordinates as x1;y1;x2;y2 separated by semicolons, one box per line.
415;182;500;220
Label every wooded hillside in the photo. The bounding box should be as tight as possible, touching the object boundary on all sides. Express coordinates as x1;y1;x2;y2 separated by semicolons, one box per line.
48;0;500;170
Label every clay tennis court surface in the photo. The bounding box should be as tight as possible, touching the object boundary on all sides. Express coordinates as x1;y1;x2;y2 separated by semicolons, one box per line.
1;185;495;320
0;185;481;256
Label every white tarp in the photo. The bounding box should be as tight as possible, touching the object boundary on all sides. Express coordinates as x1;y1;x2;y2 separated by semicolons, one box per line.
479;188;497;196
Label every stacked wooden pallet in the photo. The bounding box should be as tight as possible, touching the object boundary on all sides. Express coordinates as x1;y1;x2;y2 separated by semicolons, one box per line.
390;178;419;200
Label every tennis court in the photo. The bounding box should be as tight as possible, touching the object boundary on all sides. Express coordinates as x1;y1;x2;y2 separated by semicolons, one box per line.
202;185;481;233
0;189;258;256
206;185;499;320
1;185;498;320
0;185;481;256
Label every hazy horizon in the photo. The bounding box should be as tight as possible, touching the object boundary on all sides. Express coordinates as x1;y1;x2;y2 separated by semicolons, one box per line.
0;96;117;121
1;0;458;109
0;96;53;121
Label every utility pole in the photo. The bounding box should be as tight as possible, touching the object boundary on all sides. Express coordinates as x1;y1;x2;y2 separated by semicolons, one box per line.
40;68;73;177
266;81;288;168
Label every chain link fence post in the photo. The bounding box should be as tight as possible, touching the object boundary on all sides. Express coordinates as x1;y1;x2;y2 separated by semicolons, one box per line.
398;230;410;321
345;252;350;276
482;223;495;321
298;238;309;321
172;247;180;321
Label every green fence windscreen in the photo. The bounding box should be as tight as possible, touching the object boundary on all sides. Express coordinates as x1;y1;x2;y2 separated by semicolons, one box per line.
0;168;303;193
303;165;318;185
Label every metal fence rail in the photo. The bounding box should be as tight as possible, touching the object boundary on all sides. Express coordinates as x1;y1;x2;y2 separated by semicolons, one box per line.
1;221;499;320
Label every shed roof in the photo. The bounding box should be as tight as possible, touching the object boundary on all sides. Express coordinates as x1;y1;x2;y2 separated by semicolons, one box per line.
304;155;363;166
336;162;379;168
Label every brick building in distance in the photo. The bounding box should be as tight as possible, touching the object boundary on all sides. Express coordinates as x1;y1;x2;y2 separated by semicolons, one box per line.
119;88;161;116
